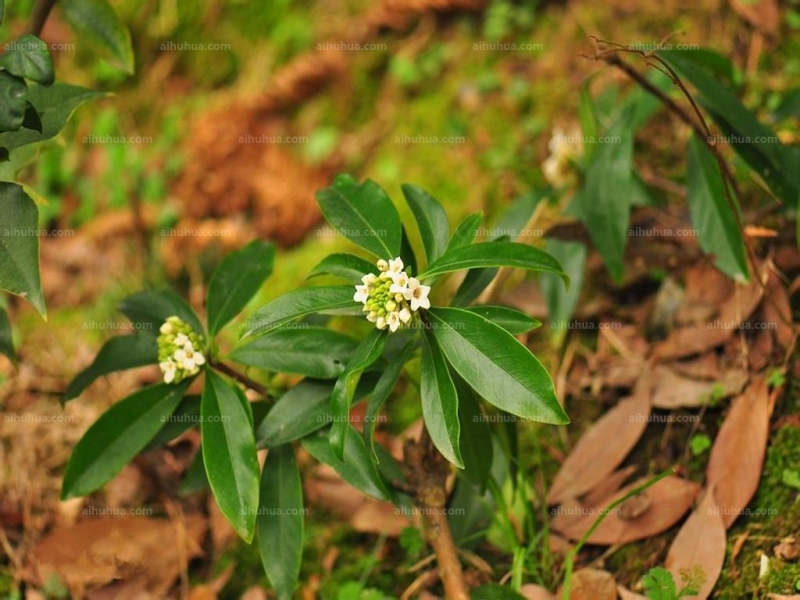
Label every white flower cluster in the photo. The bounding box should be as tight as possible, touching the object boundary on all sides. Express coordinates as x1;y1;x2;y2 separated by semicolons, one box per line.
354;257;431;332
157;316;206;384
542;126;583;189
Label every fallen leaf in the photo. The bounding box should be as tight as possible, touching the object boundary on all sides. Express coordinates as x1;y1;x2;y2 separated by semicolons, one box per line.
763;270;794;351
730;532;750;577
551;476;698;545
548;371;652;505
651;365;748;409
240;586;268;600
583;465;637;507
706;378;771;528
669;353;720;380
767;595;800;599
729;0;780;34
558;569;616;600
520;583;556;600
774;537;799;562
665;486;726;599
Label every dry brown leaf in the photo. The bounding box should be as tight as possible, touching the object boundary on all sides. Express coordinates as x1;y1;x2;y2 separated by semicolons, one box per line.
774;538;799;562
767;595;800;600
729;0;780;34
558;568;616;600
706;377;771;529
669;353;720;380
240;586;268;600
617;586;647;600
520;583;556;600
651;365;748;409
583;465;638;507
551;476;698;545
665;487;726;599
547;371;652;505
763;270;794;351
731;532;750;577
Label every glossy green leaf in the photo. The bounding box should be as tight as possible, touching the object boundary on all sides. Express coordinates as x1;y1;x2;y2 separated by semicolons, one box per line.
402;184;449;264
61;382;189;499
21;102;42;132
206;239;275;336
180;447;209;495
241;286;355;339
456;379;493;490
542;239;586;347
445;212;483;254
428;307;568;424
0;71;27;132
60;0;134;73
420;242;567;284
576;107;635;282
686;134;749;281
364;342;415;461
316;174;402;259
63;333;157;402
307;253;376;282
258;445;303;600
202;371;260;542
451;266;498;307
302;427;391;501
330;329;387;460
0;182;44;316
231;327;358;379
119;288;205;337
0;35;54;86
0;82;105;151
145;394;201;450
464;305;541;335
0;306;15;364
421;330;462;467
400;226;418;277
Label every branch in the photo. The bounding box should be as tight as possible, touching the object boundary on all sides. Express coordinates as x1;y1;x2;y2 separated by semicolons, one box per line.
26;0;58;37
208;358;269;398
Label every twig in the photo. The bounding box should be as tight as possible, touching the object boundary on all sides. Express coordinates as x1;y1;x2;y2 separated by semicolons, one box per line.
26;0;58;36
208;358;269;397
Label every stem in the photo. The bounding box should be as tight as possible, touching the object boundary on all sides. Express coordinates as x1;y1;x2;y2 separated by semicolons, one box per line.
208;358;269;398
27;0;58;36
404;427;470;599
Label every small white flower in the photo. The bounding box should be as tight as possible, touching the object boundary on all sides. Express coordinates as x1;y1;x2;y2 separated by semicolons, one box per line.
399;307;411;324
160;361;177;384
174;333;189;347
366;311;378;323
159;322;173;335
390;272;409;294
404;277;431;311
388;257;404;275
376;259;389;272
361;273;377;285
353;284;369;303
387;311;401;332
376;316;388;330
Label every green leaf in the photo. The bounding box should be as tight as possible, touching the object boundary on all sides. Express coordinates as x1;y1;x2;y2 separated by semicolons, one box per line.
579;82;599;163
456;379;493;490
575;107;635;282
307;253;376;282
206;239;275;336
542;239;586;346
642;566;678;600
0;71;27;132
61;382;189;499
230;326;358;379
686;134;749;281
464;305;541;335
0;306;15;364
402;184;450;264
21;102;42;132
60;0;134;73
0;182;44;316
145;395;201;450
63;333;157;402
428;307;568;424
445;212;483;254
421;329;462;467
316;174;402;259
258;445;304;600
400;225;419;277
119;288;205;337
302;427;391;501
0;82;105;152
241;286;355;339
201;370;260;542
420;242;568;284
0;35;54;86
364;342;415;461
451;266;498;307
180;447;210;495
330;329;387;460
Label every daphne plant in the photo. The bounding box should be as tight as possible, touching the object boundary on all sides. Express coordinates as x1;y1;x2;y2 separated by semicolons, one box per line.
61;174;570;599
